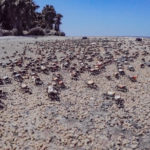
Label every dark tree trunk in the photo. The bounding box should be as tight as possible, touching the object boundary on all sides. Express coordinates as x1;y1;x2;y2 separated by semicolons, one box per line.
55;24;59;31
16;19;23;35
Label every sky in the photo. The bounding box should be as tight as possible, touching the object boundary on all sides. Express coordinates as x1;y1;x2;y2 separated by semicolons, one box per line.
35;0;150;36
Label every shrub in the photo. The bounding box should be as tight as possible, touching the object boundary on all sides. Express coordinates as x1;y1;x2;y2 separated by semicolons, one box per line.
27;27;45;36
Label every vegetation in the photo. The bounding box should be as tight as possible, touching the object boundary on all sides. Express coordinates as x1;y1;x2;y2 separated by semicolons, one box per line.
0;0;65;36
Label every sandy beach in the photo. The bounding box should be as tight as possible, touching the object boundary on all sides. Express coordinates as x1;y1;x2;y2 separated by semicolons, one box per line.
0;36;150;150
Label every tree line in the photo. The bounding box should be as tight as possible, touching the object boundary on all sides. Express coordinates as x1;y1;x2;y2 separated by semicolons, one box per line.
0;0;65;36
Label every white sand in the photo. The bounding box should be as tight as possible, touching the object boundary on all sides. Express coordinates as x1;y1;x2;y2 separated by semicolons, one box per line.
0;36;150;149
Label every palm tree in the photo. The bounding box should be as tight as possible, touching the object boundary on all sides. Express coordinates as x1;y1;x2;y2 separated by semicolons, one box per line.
0;0;17;30
0;0;38;35
22;0;39;30
42;5;56;29
54;13;63;31
0;0;65;36
15;0;39;34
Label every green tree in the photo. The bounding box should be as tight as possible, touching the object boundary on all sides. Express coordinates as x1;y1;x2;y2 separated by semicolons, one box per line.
54;13;63;31
42;5;56;29
0;0;39;35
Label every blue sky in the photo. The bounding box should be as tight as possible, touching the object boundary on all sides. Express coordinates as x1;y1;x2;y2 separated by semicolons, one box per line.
35;0;150;36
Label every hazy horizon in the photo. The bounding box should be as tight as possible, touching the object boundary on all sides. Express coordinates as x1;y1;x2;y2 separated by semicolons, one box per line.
36;0;150;36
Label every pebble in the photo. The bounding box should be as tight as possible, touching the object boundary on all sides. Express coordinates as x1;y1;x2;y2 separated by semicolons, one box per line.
114;95;121;100
118;69;125;75
21;83;27;89
128;65;135;72
47;85;59;101
107;91;115;97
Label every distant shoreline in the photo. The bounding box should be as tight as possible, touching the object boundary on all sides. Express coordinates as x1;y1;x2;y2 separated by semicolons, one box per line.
0;36;150;43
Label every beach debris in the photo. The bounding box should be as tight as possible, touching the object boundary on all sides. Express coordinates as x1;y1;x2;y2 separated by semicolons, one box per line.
13;73;23;82
90;67;100;75
47;85;60;101
21;83;32;94
70;71;79;80
86;55;93;62
0;90;7;99
41;65;49;74
14;58;23;67
0;78;4;85
62;61;70;68
128;65;135;72
34;77;43;86
52;80;65;89
140;64;145;68
141;58;145;62
52;74;66;89
21;83;27;89
142;51;149;56
116;84;128;92
52;73;63;81
128;76;137;82
86;80;97;89
57;80;66;89
115;98;124;108
103;91;124;108
41;65;46;71
107;91;115;97
145;62;150;67
136;38;142;42
118;69;125;75
113;95;124;108
3;76;11;84
91;42;96;45
114;95;121;101
103;91;115;99
49;63;60;72
82;36;88;40
114;72;120;79
105;75;112;80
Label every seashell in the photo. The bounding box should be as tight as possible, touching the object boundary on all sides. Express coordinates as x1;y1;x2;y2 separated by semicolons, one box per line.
53;77;59;82
87;80;94;85
58;81;66;89
41;65;46;71
114;95;121;100
21;83;27;89
91;42;96;45
107;91;115;97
